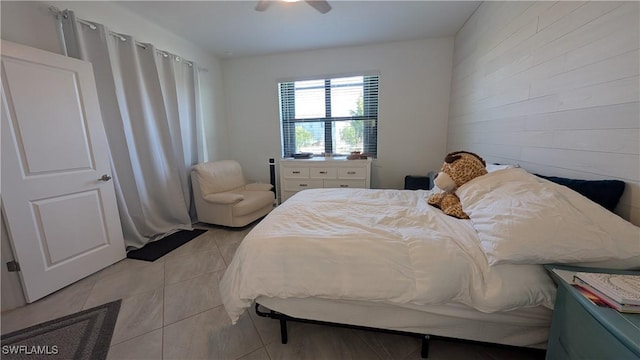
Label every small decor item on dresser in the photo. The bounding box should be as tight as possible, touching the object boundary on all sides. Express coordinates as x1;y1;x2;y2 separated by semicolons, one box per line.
347;151;367;160
292;152;313;159
573;272;640;313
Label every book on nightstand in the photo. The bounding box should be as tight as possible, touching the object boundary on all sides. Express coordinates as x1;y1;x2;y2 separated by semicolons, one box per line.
573;272;640;314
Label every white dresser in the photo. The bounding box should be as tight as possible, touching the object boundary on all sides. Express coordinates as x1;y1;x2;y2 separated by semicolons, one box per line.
279;157;372;202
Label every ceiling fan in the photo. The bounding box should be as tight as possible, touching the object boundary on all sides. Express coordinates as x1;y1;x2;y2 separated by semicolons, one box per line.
255;0;332;14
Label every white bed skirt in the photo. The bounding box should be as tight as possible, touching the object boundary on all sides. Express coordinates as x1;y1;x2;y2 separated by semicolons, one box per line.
256;296;552;349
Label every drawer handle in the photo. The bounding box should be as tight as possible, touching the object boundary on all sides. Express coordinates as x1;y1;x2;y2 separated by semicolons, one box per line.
299;183;308;187
340;185;349;188
347;171;356;175
292;171;301;174
319;171;327;174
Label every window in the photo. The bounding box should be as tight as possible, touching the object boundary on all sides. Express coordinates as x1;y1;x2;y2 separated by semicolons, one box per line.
279;74;379;157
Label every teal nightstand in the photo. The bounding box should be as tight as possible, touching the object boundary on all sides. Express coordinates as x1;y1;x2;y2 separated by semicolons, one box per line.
545;265;640;360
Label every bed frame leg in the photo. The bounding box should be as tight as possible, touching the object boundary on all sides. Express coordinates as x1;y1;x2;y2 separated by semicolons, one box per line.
421;335;430;358
280;319;288;344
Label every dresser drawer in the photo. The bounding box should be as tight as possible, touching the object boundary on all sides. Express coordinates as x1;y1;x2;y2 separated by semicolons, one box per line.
282;167;310;178
547;285;639;360
282;179;323;191
338;167;367;179
324;179;366;189
310;168;337;179
278;158;371;203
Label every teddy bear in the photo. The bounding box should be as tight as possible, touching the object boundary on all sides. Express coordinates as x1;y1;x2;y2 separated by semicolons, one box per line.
427;151;488;219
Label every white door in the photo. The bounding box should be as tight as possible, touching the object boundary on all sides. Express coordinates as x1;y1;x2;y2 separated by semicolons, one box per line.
1;40;126;303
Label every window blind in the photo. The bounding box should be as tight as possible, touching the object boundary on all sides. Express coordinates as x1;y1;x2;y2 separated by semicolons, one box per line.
279;75;379;158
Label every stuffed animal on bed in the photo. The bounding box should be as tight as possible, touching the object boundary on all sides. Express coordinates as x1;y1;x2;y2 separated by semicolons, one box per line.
427;151;488;219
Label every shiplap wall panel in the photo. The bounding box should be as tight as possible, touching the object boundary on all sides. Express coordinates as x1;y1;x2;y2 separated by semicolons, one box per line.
532;3;633;66
537;2;586;31
452;2;631;115
565;24;639;70
524;103;639;130
552;129;639;155
448;1;640;225
530;50;639;98
453;2;619;93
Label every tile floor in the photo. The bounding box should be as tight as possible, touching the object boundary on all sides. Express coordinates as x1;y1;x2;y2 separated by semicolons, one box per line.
1;225;545;360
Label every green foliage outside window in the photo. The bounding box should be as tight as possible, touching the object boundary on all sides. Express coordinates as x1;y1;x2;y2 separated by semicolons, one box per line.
295;126;314;148
340;96;364;149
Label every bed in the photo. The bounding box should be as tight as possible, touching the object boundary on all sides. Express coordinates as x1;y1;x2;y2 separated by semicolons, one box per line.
220;167;640;356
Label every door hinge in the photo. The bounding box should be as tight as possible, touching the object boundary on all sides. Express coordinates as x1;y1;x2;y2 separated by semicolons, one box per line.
6;261;20;272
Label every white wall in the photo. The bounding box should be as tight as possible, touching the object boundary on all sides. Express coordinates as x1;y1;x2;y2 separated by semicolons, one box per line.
0;0;227;311
221;38;454;189
448;1;640;225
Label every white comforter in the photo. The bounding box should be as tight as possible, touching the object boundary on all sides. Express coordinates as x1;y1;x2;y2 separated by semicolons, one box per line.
220;184;560;323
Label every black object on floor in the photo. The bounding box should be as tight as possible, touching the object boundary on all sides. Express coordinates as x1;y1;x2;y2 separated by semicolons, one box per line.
126;229;207;261
1;300;121;360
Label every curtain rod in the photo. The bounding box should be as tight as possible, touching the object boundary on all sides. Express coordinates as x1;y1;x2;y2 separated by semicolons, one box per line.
49;6;208;72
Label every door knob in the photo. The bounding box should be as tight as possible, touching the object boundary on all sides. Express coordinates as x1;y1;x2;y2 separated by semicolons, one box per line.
98;174;112;182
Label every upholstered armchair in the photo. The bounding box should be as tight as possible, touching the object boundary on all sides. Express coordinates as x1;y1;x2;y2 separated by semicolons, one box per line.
191;160;275;227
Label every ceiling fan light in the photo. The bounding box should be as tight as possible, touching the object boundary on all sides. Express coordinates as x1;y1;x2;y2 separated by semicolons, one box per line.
255;0;331;14
306;1;332;14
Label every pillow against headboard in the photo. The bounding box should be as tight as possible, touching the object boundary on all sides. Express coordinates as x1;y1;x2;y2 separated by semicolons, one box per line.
535;174;625;212
486;163;515;172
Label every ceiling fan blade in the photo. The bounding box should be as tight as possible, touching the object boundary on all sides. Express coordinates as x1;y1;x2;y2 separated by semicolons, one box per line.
255;0;272;12
305;0;331;14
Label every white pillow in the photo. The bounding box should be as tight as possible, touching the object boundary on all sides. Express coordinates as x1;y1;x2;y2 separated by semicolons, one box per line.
485;163;515;173
457;168;640;266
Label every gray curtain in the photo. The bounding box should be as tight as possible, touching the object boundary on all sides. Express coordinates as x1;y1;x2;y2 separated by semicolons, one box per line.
61;10;204;249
